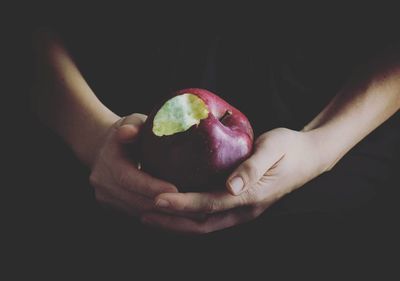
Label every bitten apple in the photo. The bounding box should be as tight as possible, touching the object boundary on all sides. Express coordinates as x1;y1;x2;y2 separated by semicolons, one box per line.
140;88;254;192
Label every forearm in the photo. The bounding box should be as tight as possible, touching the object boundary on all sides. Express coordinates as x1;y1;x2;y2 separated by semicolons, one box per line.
303;52;400;171
31;31;119;166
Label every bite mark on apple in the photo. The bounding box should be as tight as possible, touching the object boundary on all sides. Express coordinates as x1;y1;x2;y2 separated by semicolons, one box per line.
152;93;209;136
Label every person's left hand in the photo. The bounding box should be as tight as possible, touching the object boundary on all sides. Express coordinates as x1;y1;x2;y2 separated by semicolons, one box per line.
140;128;331;234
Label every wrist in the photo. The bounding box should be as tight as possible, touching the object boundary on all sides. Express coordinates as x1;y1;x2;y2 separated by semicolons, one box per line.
303;128;344;173
71;111;120;167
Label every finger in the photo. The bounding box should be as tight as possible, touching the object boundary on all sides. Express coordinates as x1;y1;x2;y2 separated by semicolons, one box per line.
118;161;178;198
122;113;147;126
96;186;198;219
117;113;147;143
117;125;140;143
157;208;207;220
102;183;204;219
101;183;155;211
154;191;247;214
141;206;263;235
226;140;285;195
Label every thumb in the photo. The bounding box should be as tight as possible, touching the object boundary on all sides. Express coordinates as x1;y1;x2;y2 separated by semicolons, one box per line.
117;113;148;144
122;113;147;127
226;145;284;195
117;124;139;144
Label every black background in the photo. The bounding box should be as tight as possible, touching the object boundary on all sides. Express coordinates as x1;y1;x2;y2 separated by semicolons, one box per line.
4;2;400;275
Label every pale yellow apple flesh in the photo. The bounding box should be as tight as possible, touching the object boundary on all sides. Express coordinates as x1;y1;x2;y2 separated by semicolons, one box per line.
152;93;209;136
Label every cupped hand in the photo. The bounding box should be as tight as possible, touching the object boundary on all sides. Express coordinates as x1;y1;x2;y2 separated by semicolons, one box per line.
89;113;179;216
141;128;330;234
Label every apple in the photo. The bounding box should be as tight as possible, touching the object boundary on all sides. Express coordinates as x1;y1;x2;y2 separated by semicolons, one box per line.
140;88;254;192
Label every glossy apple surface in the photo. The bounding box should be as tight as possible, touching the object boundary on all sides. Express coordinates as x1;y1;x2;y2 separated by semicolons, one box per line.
140;88;254;192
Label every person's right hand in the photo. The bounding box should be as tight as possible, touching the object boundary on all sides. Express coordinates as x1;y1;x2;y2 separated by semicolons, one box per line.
89;113;179;216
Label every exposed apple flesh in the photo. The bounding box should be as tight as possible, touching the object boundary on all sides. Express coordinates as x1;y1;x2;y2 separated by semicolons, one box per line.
152;94;209;136
140;88;254;192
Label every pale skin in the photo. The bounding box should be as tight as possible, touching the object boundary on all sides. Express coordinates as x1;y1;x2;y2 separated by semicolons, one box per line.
32;31;400;234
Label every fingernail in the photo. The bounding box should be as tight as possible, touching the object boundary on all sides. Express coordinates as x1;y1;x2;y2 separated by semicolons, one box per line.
155;199;170;208
229;177;244;194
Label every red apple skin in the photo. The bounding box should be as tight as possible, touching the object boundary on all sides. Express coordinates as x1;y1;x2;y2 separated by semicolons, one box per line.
140;88;254;192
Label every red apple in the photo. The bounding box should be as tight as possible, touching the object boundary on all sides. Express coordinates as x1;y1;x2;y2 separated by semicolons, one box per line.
140;88;254;192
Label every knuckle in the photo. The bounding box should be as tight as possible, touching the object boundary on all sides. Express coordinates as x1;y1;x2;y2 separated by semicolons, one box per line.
277;127;290;133
206;200;221;214
117;171;131;190
274;127;291;135
117;171;126;186
131;113;145;119
178;195;189;211
258;128;294;148
129;113;147;126
255;134;269;145
242;188;261;204
275;128;297;143
238;195;250;207
89;172;100;188
241;161;259;184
